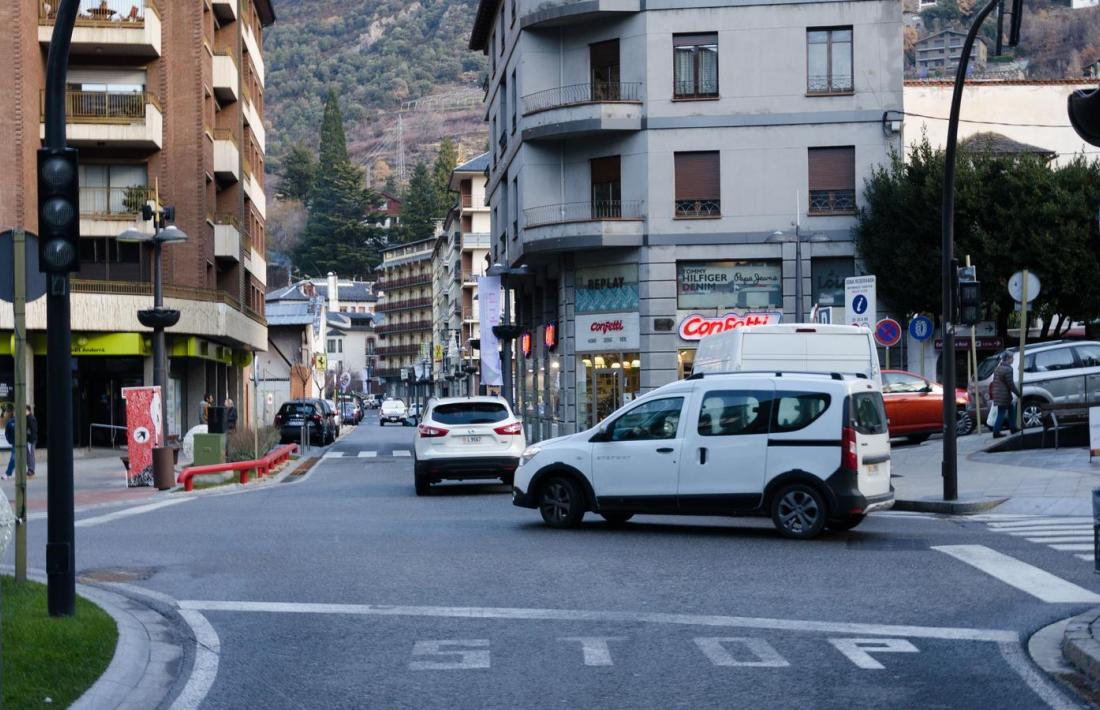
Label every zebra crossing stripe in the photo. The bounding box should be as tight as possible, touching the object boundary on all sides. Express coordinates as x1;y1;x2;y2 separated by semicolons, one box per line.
1049;544;1095;552
358;451;378;458
1076;554;1096;562
393;450;411;457
323;452;344;459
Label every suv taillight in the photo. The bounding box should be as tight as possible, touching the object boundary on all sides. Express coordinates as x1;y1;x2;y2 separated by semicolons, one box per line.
274;414;282;425
494;422;523;435
418;424;449;438
842;426;858;471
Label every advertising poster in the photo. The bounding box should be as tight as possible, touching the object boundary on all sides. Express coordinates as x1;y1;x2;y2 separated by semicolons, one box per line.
478;276;503;386
575;264;639;313
121;386;162;487
677;261;782;309
575;312;641;353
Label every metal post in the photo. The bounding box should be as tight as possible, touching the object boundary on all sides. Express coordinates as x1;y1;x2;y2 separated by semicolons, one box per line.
940;0;1000;503
13;230;28;584
1017;270;1029;435
794;228;804;322
44;0;79;617
501;280;513;408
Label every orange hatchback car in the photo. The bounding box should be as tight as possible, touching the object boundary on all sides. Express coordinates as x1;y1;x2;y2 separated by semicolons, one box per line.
882;370;971;443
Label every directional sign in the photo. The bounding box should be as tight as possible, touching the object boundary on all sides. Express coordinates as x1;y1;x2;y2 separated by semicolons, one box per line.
844;276;877;329
875;318;902;347
908;315;934;342
1008;271;1040;303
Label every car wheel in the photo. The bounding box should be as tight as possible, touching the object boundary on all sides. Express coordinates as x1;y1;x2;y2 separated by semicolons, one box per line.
1021;398;1044;429
905;433;931;445
538;476;585;529
379;420;385;426
600;512;634;526
414;476;431;496
771;484;828;540
827;514;865;532
956;410;975;437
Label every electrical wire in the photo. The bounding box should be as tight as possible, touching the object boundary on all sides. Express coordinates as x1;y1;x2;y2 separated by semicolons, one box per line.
901;109;1073;129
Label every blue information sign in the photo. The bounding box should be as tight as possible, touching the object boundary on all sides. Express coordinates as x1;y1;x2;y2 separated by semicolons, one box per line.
908;315;934;342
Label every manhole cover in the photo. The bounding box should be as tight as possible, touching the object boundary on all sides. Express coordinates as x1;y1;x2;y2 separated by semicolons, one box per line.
79;567;157;583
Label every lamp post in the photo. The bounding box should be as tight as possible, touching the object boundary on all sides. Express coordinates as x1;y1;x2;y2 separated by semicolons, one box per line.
486;263;529;408
767;229;829;323
119;207;187;490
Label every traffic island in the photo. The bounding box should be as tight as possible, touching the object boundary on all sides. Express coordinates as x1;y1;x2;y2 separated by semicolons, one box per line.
892;496;1008;514
1064;607;1100;685
2;576;117;708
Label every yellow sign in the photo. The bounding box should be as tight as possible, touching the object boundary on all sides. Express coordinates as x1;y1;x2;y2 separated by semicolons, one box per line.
26;332;151;356
315;354;327;371
434;344;444;361
170;336;233;364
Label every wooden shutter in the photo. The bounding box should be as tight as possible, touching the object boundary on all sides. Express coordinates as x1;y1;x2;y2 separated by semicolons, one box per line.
674;152;720;200
590;156;621;185
808;147;855;190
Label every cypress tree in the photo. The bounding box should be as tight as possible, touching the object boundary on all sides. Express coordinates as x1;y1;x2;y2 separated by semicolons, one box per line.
431;137;459;216
399;162;438;243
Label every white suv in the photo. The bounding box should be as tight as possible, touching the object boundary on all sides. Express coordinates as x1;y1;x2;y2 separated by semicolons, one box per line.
379;398;408;426
513;372;893;539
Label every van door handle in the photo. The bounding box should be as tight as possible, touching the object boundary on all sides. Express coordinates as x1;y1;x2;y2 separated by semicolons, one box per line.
699;447;708;464
656;447;674;454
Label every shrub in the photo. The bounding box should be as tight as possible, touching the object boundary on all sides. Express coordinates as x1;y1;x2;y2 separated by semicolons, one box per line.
226;427;281;463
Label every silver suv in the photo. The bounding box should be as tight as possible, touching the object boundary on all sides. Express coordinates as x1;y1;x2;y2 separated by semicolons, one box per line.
976;340;1100;427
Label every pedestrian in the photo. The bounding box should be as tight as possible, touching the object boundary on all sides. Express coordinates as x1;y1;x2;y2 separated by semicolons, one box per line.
3;406;14;479
201;392;214;425
991;352;1020;438
25;405;36;477
224;398;237;432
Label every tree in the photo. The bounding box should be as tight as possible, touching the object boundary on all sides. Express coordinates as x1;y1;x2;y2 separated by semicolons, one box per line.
318;89;349;167
431;137;459;216
398;161;438;243
277;142;317;202
267;198;308;257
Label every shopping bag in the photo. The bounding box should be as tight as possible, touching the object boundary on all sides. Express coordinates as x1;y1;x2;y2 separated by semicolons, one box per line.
986;405;998;429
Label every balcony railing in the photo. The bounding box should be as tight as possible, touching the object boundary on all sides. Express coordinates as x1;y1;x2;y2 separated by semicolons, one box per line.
376;345;423;358
44;90;158;122
524;200;645;228
807;74;853;94
376;297;432;313
40;0;157;26
376;320;432;336
460;193;473;208
375;274;432;290
808;189;856;214
71;279;244;311
522;81;642;115
461;272;480;284
79;186;148;216
675;199;721;218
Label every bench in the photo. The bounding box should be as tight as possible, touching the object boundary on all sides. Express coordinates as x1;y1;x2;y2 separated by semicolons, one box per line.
1040;402;1090;449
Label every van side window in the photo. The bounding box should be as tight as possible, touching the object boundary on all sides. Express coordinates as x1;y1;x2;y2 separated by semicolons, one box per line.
696;391;770;436
607;398;684;441
850;392;888;435
771;392;830;433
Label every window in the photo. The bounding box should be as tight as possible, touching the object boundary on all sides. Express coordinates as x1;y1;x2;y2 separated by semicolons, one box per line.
882;373;929;394
500;5;506;55
491;33;496;74
500;172;509;240
772;392;831;432
673;33;718;98
807;27;853;94
1075;345;1100;368
808;147;855;214
512;175;519;238
511;0;516;25
607;398;684;441
850;392;887;435
499;77;508;151
432;402;509;425
590;40;621;100
590;156;622;218
79;163;147;215
697;391;770;436
674;151;720;217
510;69;517;133
1027;348;1076;373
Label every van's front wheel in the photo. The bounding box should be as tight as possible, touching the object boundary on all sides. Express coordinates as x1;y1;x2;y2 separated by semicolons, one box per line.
771;484;828;539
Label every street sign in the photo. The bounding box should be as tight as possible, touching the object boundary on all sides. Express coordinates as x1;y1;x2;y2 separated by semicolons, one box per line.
1008;271;1040;303
844;276;876;329
875;318;902;347
908;315;934;342
0;231;47;303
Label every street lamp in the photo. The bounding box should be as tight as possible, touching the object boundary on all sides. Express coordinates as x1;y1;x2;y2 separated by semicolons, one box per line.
767;229;829;323
486;263;529;408
118;206;187;490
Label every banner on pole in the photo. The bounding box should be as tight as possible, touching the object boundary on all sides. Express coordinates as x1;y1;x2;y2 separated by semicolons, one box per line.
478;276;503;386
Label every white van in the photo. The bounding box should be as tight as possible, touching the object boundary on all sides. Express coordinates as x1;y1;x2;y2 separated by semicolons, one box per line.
692;324;881;386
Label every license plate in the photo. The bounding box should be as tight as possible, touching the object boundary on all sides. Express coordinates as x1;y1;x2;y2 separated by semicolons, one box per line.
464;436;482;445
866;463;879;474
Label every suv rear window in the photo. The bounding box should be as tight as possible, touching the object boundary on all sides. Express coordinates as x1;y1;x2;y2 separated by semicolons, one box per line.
278;403;315;418
431;402;509;425
850;392;888;435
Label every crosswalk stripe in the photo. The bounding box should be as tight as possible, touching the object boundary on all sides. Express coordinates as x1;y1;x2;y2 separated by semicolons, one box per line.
322;452;344;459
1076;554;1096;562
1008;529;1093;537
988;520;1093;529
1024;537;1094;544
933;545;1100;603
393;450;411;457
1050;544;1096;552
358;451;377;458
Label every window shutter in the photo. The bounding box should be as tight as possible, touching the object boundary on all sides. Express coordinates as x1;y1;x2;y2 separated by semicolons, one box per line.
808;147;855;190
675;152;720;200
590;156;621;185
674;33;717;48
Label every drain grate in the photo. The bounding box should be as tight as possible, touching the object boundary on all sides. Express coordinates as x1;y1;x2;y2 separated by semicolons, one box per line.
79;567;157;583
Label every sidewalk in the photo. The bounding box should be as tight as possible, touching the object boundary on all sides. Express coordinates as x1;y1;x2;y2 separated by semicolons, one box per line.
0;446;157;513
891;428;1100;515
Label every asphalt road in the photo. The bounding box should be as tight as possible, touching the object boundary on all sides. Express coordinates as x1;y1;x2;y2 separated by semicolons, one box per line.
11;416;1100;708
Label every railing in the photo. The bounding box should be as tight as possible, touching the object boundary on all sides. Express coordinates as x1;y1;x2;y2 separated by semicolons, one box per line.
808;189;856;214
45;90;157;122
675;199;721;218
242;153;254;179
498;132;508;152
243;303;266;325
673;80;719;100
40;0;156;26
807;74;853;94
71;279;247;312
376;320;432;335
462;272;480;284
522;81;643;115
460;193;473;208
524;200;645;228
178;443;297;492
376;297;432;313
79;186;148;216
376;345;423;358
374;368;403;379
375;274;432;290
214;213;241;230
462;307;474;320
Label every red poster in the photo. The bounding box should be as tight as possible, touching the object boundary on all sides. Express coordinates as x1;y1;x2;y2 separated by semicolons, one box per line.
122;386;162;487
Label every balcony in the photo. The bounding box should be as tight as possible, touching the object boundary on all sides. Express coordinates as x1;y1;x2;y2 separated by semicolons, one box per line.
213;130;240;183
42;90;163;150
460;193;473;208
522;200;645;253
214;214;241;262
376;297;432;314
213;51;240;104
376;320;432;336
211;0;238;23
520;82;642;142
241;156;266;217
78;185;152;238
520;0;640;30
375;274;432;291
376;345;423;358
808;190;857;215
241;89;266;151
39;0;161;58
241;20;265;85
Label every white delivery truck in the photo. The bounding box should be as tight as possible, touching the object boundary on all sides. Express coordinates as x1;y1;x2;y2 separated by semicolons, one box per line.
691;324;881;385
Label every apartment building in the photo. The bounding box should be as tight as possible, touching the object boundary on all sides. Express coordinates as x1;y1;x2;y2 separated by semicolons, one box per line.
469;0;902;440
914;30;987;78
375;238;435;399
0;0;275;445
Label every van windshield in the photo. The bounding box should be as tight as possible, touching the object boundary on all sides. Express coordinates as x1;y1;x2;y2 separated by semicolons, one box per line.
850;393;888;435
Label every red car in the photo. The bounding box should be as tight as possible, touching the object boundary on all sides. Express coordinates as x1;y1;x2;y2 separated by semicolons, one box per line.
882;370;971;443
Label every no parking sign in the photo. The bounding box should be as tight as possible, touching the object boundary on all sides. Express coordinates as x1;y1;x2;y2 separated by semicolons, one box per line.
874;318;902;348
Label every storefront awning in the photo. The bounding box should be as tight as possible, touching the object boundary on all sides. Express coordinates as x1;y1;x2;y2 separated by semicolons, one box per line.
170;336;235;365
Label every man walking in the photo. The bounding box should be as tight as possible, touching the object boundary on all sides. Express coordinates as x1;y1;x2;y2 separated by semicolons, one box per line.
3;406;13;479
991;352;1020;438
25;405;37;477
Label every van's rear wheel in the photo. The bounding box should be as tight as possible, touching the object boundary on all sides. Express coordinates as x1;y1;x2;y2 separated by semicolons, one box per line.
771;484;828;539
539;476;584;529
827;514;865;532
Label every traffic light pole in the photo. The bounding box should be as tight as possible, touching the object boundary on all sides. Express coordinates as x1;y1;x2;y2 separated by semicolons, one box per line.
941;0;999;502
43;0;79;617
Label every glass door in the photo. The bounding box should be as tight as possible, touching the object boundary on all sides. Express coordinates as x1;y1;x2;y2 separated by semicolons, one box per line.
592;368;623;425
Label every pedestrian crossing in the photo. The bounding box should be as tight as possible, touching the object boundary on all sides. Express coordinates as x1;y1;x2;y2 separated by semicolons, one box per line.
970;514;1097;563
323;449;412;460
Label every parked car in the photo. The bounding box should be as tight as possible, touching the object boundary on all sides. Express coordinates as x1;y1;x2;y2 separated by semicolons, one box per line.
512;371;894;539
412;397;526;496
380;398;408;425
976;340;1100;427
325;399;343;429
881;370;971;443
363;394;380;409
274;399;337;446
339;400;362;425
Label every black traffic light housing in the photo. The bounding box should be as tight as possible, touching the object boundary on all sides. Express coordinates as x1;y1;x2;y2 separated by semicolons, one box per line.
957;268;982;326
37;146;80;273
1069;86;1100;148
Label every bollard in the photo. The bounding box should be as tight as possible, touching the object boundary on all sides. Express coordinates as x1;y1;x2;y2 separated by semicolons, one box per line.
1094;487;1100;574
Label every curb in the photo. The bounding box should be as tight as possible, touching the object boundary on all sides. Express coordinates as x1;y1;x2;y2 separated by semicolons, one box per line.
1063;607;1100;684
892;496;1008;514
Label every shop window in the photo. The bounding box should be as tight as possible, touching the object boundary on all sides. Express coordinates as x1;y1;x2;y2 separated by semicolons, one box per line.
676;260;782;310
811;257;854;308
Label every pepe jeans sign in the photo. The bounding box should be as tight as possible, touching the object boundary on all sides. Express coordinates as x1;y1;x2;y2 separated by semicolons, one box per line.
575;312;640;353
676;261;782;309
678;312;782;341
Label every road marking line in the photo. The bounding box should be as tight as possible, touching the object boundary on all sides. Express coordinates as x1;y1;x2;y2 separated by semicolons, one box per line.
559;637;626;666
170;609;220;710
1076;554;1096;562
1049;544;1096;552
1024;537;1095;544
828;638;918;670
323;452;344;459
1007;529;1093;537
988;519;1094;529
998;640;1081;710
933;545;1100;603
177;599;1017;642
75;497;193;528
358;451;378;458
694;637;790;668
393;450;411;457
409;640;490;670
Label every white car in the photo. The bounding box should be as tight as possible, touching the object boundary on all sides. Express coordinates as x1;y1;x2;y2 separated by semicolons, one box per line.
512;371;893;539
413;397;527;496
379;398;408;426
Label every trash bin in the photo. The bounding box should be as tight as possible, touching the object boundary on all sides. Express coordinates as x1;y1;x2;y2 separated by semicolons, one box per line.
207;406;226;434
153;446;175;491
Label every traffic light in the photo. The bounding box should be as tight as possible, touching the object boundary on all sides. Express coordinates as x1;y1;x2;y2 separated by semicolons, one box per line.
1069;86;1100;147
958;280;982;326
37;147;80;272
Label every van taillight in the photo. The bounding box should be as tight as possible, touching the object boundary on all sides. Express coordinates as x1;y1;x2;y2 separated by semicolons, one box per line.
842;426;858;471
494;422;523;435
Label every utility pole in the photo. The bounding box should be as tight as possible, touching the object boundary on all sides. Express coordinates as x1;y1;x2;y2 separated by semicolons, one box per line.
13;231;28;584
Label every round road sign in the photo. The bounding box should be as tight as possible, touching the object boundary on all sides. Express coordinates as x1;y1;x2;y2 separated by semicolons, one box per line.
875;318;902;347
908;315;934;342
1008;271;1041;303
852;294;869;315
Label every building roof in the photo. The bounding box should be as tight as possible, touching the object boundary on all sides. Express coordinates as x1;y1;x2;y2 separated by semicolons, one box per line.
265;301;316;326
959;132;1056;158
469;0;500;51
326;311;375;331
267;280;377;303
455;152;490;174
